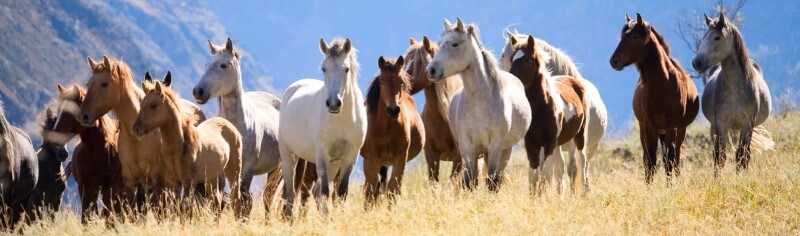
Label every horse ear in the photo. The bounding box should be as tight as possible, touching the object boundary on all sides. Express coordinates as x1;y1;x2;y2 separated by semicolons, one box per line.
378;56;386;70
102;56;112;71
525;35;536;54
409;38;417;46
163;71;172;87
57;84;66;95
396;55;405;68
140;82;146;91
443;18;452;29
208;40;220;55
455;18;466;33
46;107;53;119
422;35;432;53
717;12;727;29
625;14;632;23
144;71;153;82
510;36;517;46
319;38;329;55
87;56;100;70
342;38;352;54
704;14;713;26
224;37;235;54
636;13;645;26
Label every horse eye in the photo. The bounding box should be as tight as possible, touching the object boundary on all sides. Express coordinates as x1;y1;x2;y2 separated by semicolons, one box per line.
220;63;228;69
452;43;459;48
344;67;350;73
714;36;721;41
322;68;327;73
101;82;109;88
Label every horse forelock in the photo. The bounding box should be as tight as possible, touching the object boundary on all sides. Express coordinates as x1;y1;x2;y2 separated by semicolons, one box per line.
326;38;361;82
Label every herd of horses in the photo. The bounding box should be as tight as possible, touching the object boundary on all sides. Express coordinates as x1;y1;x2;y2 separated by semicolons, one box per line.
0;13;772;227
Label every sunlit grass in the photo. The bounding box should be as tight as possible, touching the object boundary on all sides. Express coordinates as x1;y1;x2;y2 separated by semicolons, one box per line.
17;113;800;234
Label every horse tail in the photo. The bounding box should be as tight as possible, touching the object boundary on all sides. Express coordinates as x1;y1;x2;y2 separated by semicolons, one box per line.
750;125;775;155
262;168;283;215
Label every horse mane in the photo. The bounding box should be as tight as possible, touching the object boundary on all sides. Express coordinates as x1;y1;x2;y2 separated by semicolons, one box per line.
0;100;17;173
649;26;690;76
446;23;504;89
100;58;138;96
536;39;583;79
326;38;361;82
365;76;381;115
722;22;756;79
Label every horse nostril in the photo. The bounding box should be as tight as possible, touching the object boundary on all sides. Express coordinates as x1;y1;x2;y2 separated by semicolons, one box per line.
194;87;204;97
325;100;331;108
611;58;619;67
692;59;702;70
428;67;436;76
82;113;90;122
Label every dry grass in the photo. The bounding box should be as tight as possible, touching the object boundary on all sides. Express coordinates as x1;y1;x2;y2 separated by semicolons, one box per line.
17;113;800;235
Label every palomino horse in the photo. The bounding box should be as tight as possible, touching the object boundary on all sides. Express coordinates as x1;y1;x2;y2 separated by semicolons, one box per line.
279;38;367;217
693;13;773;173
49;84;122;222
133;73;243;216
29;107;69;218
361;56;425;204
405;36;464;181
610;13;700;183
507;35;589;195
427;19;532;191
192;38;285;216
500;30;607;192
0;100;38;228
77;56;205;209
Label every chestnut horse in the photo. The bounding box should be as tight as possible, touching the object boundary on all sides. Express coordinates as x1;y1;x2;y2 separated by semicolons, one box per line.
45;84;122;222
77;56;205;209
693;13;773;174
508;35;589;195
406;36;464;182
361;56;425;204
610;13;699;183
133;73;243;217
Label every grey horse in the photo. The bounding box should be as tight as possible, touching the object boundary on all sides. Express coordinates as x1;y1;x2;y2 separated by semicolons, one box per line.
0;100;39;228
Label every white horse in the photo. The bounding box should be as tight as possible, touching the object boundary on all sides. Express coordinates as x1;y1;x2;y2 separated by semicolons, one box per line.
279;38;367;217
192;38;282;215
692;13;773;173
427;19;532;191
500;30;608;193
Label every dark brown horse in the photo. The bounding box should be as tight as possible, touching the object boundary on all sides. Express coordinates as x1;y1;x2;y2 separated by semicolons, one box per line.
49;84;123;222
361;56;425;204
29;107;69;219
610;13;700;183
508;35;589;195
405;36;463;181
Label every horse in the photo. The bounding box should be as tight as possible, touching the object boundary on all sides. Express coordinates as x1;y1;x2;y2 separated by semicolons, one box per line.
361;56;425;204
48;84;122;222
28;107;69;219
610;13;700;183
192;38;287;216
279;38;367;218
132;72;243;216
405;36;464;182
77;56;205;210
0;99;38;228
506;35;590;195
693;13;773;173
427;18;532;191
500;30;608;192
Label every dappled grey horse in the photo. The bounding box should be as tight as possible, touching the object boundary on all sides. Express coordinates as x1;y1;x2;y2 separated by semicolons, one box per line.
693;13;772;173
0;100;39;228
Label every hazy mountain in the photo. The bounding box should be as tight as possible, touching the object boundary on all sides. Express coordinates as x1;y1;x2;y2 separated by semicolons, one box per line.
0;0;274;137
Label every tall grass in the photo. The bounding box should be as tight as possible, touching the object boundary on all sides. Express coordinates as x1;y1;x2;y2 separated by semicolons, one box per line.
18;114;800;235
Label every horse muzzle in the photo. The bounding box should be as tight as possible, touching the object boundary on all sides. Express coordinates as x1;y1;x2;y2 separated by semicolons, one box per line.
326;98;342;114
610;57;625;71
692;57;708;73
387;106;401;119
77;112;96;127
131;122;146;137
192;86;209;105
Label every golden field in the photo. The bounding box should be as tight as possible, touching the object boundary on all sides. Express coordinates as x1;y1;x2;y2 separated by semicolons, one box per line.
17;112;800;235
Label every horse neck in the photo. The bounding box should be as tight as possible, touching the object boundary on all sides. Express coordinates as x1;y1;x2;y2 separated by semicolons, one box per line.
635;36;679;87
219;73;246;122
339;75;362;110
78;118;111;149
159;101;189;157
114;81;146;130
719;46;752;91
461;46;500;100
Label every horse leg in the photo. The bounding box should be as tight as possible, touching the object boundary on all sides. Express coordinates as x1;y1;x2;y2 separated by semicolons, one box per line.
362;157;381;206
674;128;686;177
314;150;332;214
238;164;255;218
79;184;100;224
459;144;479;191
296;160;316;207
450;155;464;180
736;125;754;171
388;158;408;201
712;124;728;177
279;144;298;219
661;132;676;181
424;148;441;182
641;126;659;184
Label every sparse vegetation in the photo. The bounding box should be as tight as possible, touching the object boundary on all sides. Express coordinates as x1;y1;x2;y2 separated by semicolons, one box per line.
14;112;800;234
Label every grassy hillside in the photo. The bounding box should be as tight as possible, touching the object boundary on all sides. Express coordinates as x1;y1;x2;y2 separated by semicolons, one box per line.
16;112;800;234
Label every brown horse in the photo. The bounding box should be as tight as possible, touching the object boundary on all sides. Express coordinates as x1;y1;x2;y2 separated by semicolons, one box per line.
46;84;123;222
77;56;205;209
405;36;463;181
132;73;243;217
361;56;425;204
610;13;700;183
507;35;589;195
